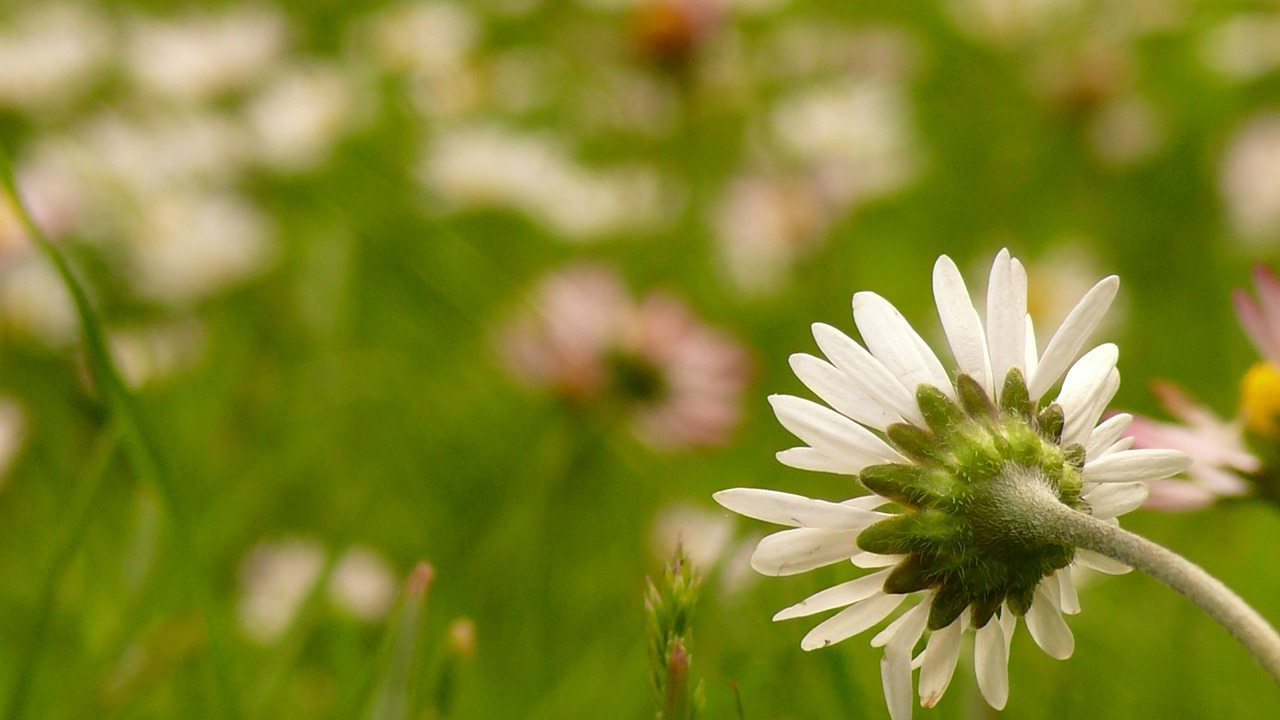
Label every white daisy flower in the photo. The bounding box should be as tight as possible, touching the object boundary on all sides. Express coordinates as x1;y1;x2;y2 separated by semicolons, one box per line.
715;249;1189;718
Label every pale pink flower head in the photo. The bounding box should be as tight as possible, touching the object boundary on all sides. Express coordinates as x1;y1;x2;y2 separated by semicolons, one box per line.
1126;381;1255;511
500;263;750;450
1233;264;1280;367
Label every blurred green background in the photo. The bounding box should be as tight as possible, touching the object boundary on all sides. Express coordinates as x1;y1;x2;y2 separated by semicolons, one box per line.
1;0;1279;718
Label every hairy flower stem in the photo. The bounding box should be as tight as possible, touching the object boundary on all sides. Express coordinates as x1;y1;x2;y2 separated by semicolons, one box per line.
989;469;1280;685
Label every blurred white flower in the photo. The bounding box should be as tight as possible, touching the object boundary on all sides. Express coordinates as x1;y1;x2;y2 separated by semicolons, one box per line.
0;399;26;488
1087;95;1166;168
238;538;326;644
109;319;207;389
1022;243;1127;340
125;6;288;104
247;63;362;173
1220;113;1280;246
946;0;1081;46
769;78;920;209
1201;15;1280;82
650;502;759;596
364;1;480;74
422;125;673;241
0;2;114;113
128;190;276;305
328;547;399;623
0;258;78;346
711;173;830;296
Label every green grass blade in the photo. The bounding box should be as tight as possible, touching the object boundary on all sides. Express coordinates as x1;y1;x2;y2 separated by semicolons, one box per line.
0;148;243;720
364;563;435;720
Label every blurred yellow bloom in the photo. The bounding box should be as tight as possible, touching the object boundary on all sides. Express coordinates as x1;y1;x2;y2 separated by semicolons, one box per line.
1241;362;1280;437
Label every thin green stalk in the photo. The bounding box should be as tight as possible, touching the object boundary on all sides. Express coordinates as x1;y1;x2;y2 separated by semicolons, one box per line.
0;149;242;718
5;422;120;720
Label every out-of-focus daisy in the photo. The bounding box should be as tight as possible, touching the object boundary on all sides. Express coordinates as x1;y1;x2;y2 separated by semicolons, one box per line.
328;547;399;623
1201;15;1280;83
715;249;1188;717
0;2;114;113
0;399;26;490
650;502;758;596
108;319;208;389
1221;113;1280;247
1129;265;1280;509
500;264;750;451
238;538;326;644
711;173;830;296
245;63;363;173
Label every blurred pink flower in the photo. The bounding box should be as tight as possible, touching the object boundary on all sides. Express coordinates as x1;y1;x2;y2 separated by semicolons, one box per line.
500;264;751;450
1233;264;1280;366
1126;382;1254;511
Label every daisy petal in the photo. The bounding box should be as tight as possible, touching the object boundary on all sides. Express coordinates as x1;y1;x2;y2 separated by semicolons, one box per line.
776;447;857;475
751;528;860;576
986;249;1028;386
1056;568;1081;615
714;488;885;529
1085;413;1132;461
974;618;1010;710
1083;481;1150;520
812;323;924;425
1075;549;1132;574
1083;449;1191;483
1024;314;1038;381
1028;276;1120;401
853;292;954;398
872;595;932;648
1025;585;1075;659
773;568;894;621
801;593;904;651
770;395;905;472
790;353;902;430
880;600;931;720
933;255;993;394
1056;344;1119;446
852;551;903;568
918;619;962;708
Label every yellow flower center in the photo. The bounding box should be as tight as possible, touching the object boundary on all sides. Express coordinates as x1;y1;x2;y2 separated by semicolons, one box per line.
1241;362;1280;436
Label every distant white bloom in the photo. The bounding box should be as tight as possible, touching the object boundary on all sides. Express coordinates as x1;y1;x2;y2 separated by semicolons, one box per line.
711;174;830;295
1018;243;1127;340
946;0;1081;46
422;125;672;241
769;79;919;209
0;258;78;346
716;249;1187;718
1201;15;1280;82
1221;113;1280;246
0;399;26;488
1087;95;1166;167
109;319;207;389
128;190;276;304
328;547;399;622
247;63;361;172
125;6;288;103
651;502;759;596
0;2;114;113
73;111;253;194
363;1;479;74
238;538;326;644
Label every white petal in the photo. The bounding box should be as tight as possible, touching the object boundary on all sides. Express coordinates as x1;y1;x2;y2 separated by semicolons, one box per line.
844;495;894;511
1083;482;1150;520
852;292;954;398
774;568;894;621
1028;276;1120;401
917;619;962;708
812;323;925;425
1075;549;1131;575
751;528;860;576
880;600;931;720
1056;568;1081;615
1085;413;1133;461
714;488;885;529
872;595;932;648
790;353;902;430
1025;585;1075;659
802;592;904;651
852;551;904;568
1083;449;1191;483
776;447;857;475
770;395;905;472
1024;314;1038;381
1056;344;1119;446
1066;369;1121;449
1000;605;1017;655
986;249;1027;387
974;618;1010;710
933;255;993;394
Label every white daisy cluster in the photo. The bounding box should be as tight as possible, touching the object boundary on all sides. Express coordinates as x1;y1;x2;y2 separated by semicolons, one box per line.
715;249;1188;718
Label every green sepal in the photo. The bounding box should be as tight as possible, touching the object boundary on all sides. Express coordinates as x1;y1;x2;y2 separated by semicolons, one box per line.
956;374;998;422
886;423;943;466
948;429;1001;483
927;583;968;631
856;511;960;556
1006;585;1036;616
883;554;936;595
1063;443;1086;470
917;385;964;436
1037;403;1064;442
969;594;1003;629
859;464;956;509
998;368;1031;419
